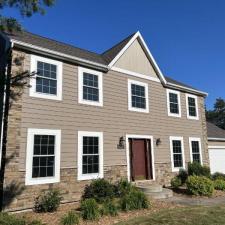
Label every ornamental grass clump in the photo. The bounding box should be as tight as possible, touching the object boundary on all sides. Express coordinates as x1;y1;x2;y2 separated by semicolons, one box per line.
80;198;100;220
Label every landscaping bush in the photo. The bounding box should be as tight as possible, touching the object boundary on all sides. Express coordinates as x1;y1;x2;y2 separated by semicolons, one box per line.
114;179;136;197
212;172;225;181
186;175;214;196
188;162;211;178
34;189;62;212
214;179;225;191
60;211;79;225
82;179;115;203
171;176;182;189
100;200;118;217
178;169;188;184
119;189;149;211
80;198;100;220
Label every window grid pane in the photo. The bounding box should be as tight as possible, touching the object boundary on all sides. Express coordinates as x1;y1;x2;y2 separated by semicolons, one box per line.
172;140;183;168
188;97;197;117
131;84;146;109
83;73;99;102
192;141;201;163
36;61;57;95
169;93;179;114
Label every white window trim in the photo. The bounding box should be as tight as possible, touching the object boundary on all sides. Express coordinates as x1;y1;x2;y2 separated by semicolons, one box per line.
25;128;61;185
189;137;203;165
186;94;199;120
30;55;63;100
78;67;103;107
128;79;149;113
77;131;103;181
167;89;181;118
170;136;185;172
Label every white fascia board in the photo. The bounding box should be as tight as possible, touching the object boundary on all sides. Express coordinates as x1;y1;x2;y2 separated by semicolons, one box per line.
208;137;225;141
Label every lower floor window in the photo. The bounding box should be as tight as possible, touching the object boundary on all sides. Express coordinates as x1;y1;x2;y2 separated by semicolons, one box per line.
190;138;202;164
26;129;61;185
78;131;103;180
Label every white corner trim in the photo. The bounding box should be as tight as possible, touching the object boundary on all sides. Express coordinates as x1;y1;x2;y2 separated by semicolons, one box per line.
169;136;185;172
208;146;225;149
30;55;63;100
78;66;103;107
128;79;149;113
111;66;160;83
77;131;104;181
186;94;199;120
189;137;203;165
25;128;61;185
166;89;181;118
125;134;155;181
208;137;225;141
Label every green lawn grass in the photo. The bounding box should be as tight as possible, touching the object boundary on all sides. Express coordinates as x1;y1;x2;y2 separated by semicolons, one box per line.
116;206;225;225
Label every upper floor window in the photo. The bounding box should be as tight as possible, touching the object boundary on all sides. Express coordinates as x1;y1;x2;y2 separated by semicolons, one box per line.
186;94;199;120
30;55;62;100
170;136;185;172
78;67;103;106
128;79;149;113
189;137;202;164
167;89;181;117
25;128;61;185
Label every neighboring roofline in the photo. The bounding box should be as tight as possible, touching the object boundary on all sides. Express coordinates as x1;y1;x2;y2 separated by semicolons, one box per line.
11;39;108;71
208;137;225;141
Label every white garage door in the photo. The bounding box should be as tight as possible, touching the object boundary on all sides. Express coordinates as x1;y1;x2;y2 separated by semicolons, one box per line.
209;148;225;174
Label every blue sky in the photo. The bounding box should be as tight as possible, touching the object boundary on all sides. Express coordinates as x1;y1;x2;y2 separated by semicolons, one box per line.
2;0;225;109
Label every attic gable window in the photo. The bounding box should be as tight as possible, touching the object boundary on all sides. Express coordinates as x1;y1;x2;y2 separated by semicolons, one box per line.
30;55;63;100
78;67;103;107
186;94;199;120
167;89;181;118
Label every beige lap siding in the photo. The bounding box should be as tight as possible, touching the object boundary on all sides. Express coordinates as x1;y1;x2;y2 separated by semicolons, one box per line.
208;141;225;147
17;50;208;172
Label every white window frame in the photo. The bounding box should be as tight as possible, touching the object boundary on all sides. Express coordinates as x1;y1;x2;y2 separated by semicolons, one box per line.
78;67;103;107
170;136;185;172
167;89;181;118
128;79;149;113
30;55;63;100
25;128;61;185
189;137;203;165
77;131;103;180
186;94;199;120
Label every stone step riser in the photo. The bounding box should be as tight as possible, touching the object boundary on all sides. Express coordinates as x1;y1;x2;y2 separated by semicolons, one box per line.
137;187;163;193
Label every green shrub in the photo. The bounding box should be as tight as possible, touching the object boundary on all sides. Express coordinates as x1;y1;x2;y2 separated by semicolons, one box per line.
82;179;114;203
214;179;225;191
178;169;188;184
212;172;225;181
120;190;149;211
34;189;62;212
80;198;100;220
114;179;136;197
171;176;182;189
60;211;79;225
188;162;211;178
100;200;118;217
186;175;214;196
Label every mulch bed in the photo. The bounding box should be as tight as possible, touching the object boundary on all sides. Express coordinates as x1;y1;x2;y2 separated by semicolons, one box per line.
16;200;179;225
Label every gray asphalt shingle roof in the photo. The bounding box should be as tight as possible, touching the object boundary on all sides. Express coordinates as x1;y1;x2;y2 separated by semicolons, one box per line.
207;122;225;139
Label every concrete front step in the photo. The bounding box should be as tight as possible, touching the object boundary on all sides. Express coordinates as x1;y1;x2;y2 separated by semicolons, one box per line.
137;184;163;193
145;188;173;199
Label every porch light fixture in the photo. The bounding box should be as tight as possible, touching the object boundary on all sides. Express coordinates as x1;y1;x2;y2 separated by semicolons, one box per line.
117;136;125;149
156;138;161;146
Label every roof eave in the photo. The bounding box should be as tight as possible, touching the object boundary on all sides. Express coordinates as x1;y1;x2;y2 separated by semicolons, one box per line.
208;137;225;141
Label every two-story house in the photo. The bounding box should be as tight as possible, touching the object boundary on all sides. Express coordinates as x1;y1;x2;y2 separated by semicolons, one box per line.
1;31;209;211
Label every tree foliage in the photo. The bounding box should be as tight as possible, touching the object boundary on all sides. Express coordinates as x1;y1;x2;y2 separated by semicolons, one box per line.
206;98;225;130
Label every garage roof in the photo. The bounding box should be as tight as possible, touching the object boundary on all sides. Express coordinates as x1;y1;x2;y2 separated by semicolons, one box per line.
207;122;225;140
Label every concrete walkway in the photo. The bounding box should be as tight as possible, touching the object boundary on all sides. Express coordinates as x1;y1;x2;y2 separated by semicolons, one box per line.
162;194;225;206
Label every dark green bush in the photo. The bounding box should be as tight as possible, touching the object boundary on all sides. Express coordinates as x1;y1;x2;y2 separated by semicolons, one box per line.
82;179;115;203
214;179;225;191
186;175;214;196
100;200;118;217
34;189;62;212
119;190;149;211
188;162;211;178
171;176;182;189
80;198;100;220
114;179;136;197
178;169;188;184
212;172;225;181
60;211;79;225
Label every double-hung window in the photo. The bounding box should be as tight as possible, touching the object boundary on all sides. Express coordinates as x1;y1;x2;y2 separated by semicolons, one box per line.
189;137;202;164
167;89;181;117
78;131;103;180
128;79;149;113
78;67;103;106
170;136;185;172
186;94;199;120
25;128;61;185
30;55;62;100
